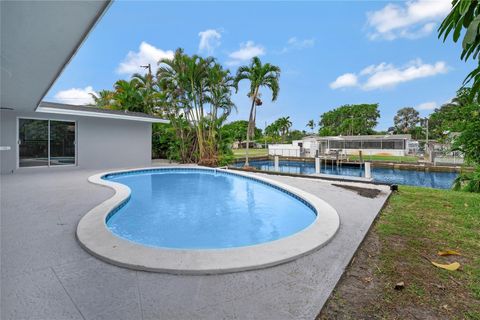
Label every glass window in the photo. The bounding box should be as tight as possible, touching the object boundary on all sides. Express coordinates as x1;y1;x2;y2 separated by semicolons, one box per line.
345;140;361;149
19;119;49;167
50;121;76;166
394;140;405;150
382;141;395;149
362;140;381;149
329;140;344;149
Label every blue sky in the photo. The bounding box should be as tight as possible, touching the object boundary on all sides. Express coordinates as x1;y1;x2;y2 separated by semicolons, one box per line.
46;0;476;131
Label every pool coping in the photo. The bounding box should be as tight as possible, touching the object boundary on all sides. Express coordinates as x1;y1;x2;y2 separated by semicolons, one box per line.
76;166;340;275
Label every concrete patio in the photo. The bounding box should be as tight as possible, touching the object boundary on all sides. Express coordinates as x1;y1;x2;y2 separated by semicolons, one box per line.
1;166;390;320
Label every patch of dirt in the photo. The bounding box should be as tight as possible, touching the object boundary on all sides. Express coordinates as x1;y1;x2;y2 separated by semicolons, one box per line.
317;231;385;320
317;227;477;320
332;183;382;198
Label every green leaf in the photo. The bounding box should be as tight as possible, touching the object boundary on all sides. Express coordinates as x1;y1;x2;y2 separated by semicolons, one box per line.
459;0;471;16
453;18;465;42
462;15;480;49
462;3;476;27
472;45;480;59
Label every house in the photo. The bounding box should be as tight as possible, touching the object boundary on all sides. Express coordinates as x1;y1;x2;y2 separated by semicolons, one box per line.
0;1;167;174
268;134;412;158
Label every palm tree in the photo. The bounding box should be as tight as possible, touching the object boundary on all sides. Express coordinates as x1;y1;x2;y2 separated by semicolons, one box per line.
204;63;236;163
112;79;146;112
157;49;213;161
276;116;292;141
89;90;114;108
157;48;235;165
234;57;280;166
306;119;315;133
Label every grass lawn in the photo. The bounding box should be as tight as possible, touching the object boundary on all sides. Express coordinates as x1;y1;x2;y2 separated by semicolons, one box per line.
319;186;480;319
348;154;419;163
232;148;268;159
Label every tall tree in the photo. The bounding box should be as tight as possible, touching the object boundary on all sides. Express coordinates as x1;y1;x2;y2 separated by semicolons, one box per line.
157;49;235;165
306;119;316;132
318;104;380;136
393;107;420;134
234;57;280;166
429;87;480;139
221;120;261;145
275;116;292;141
89;90;114;108
439;0;480;95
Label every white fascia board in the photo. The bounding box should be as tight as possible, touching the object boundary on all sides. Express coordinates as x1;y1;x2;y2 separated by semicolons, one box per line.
36;106;169;123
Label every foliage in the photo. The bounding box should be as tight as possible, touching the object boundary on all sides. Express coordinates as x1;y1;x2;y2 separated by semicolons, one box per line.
264;117;294;142
90;48;237;166
234;57;281;165
439;0;480;95
306;119;316;132
318;104;380;136
453;167;480;192
157;49;236;166
393;107;420;134
452;116;480;165
275;116;292;138
151;123;181;160
265;122;280;137
220;120;262;144
429;87;480;140
90;74;159;114
287;129;307;142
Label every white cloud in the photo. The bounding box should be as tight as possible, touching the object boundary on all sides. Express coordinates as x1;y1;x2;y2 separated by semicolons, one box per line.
363;60;448;90
198;29;222;55
116;41;174;75
416;101;437;110
329;73;358;89
54;86;96;105
366;0;451;40
279;37;315;53
330;59;449;90
226;41;265;66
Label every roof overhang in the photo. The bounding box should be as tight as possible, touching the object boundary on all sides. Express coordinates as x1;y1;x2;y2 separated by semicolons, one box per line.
37;103;169;123
1;1;111;112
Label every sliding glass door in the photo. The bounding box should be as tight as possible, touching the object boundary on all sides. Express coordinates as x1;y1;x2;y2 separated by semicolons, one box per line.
18;118;76;168
18;119;49;167
50;121;76;166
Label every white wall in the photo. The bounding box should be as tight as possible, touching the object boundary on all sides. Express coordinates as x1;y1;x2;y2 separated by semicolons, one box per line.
268;144;300;157
1;110;152;174
327;148;406;156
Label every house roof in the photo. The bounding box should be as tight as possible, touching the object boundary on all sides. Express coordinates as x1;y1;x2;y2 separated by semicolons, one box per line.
37;102;169;123
306;134;412;141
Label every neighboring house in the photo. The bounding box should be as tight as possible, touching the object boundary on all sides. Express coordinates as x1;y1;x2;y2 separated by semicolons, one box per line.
0;1;168;174
268;134;412;158
232;141;262;149
425;133;464;165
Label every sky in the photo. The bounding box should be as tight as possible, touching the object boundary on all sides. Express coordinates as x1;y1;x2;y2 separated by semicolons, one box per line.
45;0;476;131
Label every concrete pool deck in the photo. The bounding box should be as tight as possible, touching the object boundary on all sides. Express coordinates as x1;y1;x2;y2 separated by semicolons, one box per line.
1;165;391;319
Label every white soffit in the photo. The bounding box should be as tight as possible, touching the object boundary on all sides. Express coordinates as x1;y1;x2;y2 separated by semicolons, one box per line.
1;1;111;111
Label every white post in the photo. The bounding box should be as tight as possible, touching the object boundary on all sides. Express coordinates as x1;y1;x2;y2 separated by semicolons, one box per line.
274;155;279;171
315;157;320;174
364;162;371;179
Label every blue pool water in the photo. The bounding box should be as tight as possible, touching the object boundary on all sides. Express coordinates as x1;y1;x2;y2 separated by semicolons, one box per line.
105;169;317;249
236;160;458;189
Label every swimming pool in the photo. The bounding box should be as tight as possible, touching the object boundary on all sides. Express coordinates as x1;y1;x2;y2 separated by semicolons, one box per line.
105;169;317;249
76;167;339;273
235;160;458;189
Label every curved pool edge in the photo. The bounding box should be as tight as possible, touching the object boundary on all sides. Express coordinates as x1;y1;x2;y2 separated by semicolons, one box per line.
76;166;340;275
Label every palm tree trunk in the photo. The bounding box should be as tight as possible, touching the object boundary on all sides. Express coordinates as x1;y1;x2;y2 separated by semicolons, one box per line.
245;88;259;167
